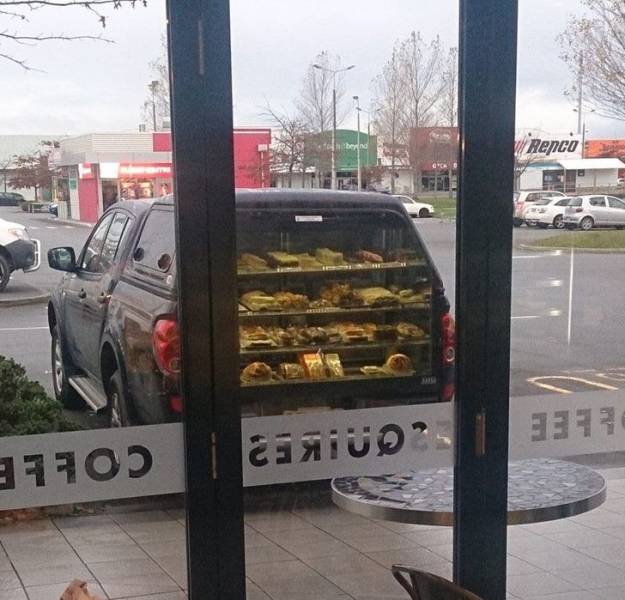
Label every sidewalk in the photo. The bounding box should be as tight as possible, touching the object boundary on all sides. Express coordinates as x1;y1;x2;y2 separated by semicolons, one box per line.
0;282;49;307
3;472;625;600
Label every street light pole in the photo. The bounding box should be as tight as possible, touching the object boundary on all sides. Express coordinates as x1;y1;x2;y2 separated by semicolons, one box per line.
573;107;595;159
313;63;355;190
354;96;361;191
149;80;159;131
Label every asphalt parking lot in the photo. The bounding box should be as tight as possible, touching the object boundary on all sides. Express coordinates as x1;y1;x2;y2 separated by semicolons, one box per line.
1;207;624;429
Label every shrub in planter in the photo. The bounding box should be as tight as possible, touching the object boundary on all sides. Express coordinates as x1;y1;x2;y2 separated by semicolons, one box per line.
0;355;81;436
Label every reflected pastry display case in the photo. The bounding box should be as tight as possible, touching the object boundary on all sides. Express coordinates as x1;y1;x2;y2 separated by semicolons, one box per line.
235;192;453;416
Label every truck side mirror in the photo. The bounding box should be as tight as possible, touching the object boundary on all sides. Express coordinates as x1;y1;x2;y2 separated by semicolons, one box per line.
48;247;76;272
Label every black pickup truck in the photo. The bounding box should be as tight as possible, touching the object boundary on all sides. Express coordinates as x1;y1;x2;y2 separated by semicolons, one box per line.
48;190;454;428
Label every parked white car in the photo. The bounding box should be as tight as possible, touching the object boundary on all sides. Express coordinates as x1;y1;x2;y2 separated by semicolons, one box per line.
563;195;625;230
393;195;435;218
524;196;571;229
513;190;567;227
0;218;41;291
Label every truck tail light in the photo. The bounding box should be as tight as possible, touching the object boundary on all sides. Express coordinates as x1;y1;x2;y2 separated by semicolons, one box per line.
441;313;455;365
152;316;181;377
169;394;183;413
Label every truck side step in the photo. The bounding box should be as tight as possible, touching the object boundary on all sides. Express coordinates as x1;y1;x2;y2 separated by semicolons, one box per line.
68;376;108;412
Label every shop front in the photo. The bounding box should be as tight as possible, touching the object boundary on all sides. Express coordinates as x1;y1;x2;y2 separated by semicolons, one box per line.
57;129;271;222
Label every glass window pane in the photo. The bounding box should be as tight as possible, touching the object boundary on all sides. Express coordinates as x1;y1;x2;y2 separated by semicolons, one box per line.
0;4;187;598
510;2;625;596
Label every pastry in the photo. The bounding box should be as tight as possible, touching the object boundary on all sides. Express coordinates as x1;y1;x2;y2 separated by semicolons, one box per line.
271;327;296;347
356;287;401;307
241;362;273;383
300;353;327;379
354;250;384;263
240;290;281;311
238;253;269;271
295;253;323;269
333;322;368;342
273;291;310;311
373;325;398;342
239;326;276;349
310;298;334;309
324;353;345;377
279;363;305;379
315;247;345;266
384;353;414;374
297;327;329;345
320;283;364;308
398;289;426;304
361;365;384;375
362;322;378;339
396;322;426;339
266;251;299;268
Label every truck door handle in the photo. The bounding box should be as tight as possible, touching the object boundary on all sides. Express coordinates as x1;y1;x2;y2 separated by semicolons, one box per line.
78;289;87;299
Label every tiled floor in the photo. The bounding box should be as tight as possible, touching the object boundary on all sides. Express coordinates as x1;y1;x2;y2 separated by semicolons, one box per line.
3;474;625;599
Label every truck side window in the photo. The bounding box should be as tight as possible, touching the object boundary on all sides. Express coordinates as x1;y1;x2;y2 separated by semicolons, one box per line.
81;214;114;273
100;213;131;272
133;209;175;273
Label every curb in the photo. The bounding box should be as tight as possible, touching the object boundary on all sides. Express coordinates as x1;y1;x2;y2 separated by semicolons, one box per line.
52;217;95;228
0;290;50;307
519;244;625;254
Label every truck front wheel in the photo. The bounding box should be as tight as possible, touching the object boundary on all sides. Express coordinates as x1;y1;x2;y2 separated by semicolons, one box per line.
0;254;10;292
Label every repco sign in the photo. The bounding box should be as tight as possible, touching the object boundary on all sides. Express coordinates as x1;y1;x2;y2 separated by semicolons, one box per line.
515;135;582;159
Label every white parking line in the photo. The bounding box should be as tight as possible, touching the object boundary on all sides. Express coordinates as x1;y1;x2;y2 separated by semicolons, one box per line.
46;226;56;229
30;226;40;230
0;326;49;332
511;315;540;320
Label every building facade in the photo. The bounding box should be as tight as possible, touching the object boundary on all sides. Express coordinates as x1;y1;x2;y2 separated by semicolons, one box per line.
56;129;271;222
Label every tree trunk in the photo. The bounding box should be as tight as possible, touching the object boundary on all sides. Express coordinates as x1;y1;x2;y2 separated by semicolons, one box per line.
448;166;453;199
34;186;38;202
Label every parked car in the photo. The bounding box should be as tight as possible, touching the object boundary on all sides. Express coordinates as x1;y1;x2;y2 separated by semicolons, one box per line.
0;217;41;291
393;195;435;218
47;190;454;429
563;195;625;230
524;196;572;229
513;190;567;227
0;192;24;207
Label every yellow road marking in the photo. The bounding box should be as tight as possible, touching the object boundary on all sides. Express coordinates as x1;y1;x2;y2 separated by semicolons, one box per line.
527;376;619;394
596;372;625;382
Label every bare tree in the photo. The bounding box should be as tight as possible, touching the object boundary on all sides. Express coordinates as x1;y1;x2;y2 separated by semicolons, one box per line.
372;44;406;194
262;103;308;188
0;1;147;70
297;50;349;133
401;32;444;194
439;46;458;198
559;0;625;121
141;33;171;130
513;134;543;191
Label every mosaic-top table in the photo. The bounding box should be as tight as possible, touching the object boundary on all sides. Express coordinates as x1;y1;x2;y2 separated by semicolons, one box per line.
331;458;606;525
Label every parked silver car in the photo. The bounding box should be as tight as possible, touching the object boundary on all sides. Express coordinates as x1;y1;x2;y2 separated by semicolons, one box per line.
563;195;625;231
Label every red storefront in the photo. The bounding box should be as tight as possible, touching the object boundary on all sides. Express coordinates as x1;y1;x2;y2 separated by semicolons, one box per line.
57;129;271;222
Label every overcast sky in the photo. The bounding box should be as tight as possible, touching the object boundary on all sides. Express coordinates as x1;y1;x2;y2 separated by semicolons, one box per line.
0;0;623;138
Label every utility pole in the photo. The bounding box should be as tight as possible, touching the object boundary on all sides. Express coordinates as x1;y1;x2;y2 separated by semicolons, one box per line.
313;63;355;190
353;96;361;191
576;55;584;135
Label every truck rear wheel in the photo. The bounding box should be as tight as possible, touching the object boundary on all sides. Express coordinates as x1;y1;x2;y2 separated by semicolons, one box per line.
51;325;84;409
107;370;134;428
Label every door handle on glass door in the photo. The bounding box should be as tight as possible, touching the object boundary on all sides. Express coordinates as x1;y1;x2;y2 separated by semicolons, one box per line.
97;293;110;305
78;289;87;299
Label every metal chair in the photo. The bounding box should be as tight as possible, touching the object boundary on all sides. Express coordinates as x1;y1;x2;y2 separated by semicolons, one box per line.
392;565;485;600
